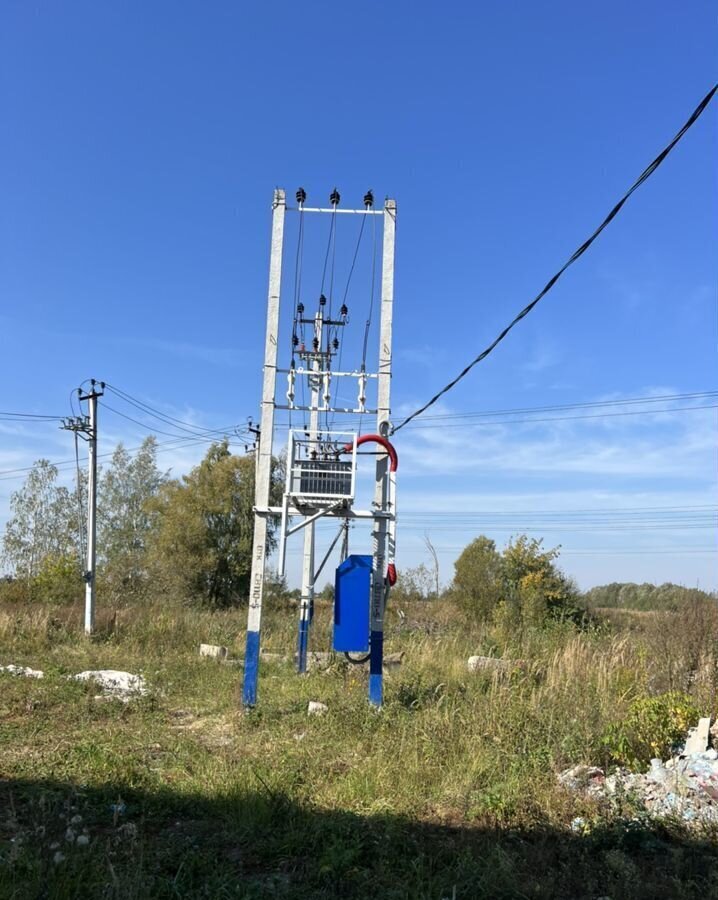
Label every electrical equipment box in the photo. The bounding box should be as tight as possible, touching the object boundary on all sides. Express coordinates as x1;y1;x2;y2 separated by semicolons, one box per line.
333;555;372;653
298;459;353;498
286;431;358;506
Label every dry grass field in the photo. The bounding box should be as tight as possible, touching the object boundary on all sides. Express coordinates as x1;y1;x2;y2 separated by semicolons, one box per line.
1;598;717;899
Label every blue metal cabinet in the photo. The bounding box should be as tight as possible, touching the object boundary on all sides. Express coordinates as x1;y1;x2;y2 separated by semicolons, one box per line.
333;555;372;652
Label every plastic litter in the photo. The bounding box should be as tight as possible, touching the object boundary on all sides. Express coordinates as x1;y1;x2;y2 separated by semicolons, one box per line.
559;733;718;827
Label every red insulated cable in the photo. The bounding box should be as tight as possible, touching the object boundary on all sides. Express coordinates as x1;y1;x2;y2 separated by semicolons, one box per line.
343;433;398;472
342;434;398;585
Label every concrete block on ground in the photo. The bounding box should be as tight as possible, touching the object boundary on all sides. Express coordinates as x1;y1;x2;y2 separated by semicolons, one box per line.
384;651;405;670
199;644;228;660
73;670;147;701
293;651;333;671
467;655;521;674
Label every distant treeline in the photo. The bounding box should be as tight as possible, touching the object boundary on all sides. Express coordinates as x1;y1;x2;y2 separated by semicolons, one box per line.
584;582;716;612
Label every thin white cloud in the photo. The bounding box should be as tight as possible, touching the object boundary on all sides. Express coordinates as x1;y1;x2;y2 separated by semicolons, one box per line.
112;336;241;368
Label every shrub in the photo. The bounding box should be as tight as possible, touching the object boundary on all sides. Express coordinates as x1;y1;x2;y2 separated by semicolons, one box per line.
33;553;83;605
601;691;700;768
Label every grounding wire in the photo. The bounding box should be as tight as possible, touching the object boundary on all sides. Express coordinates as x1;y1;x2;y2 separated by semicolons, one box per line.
391;82;718;434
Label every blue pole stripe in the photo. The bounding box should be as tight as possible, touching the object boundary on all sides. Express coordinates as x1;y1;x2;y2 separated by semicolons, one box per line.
242;629;261;707
368;629;383;706
297;619;309;673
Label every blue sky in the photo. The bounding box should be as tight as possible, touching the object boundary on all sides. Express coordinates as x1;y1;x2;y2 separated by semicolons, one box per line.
1;1;716;590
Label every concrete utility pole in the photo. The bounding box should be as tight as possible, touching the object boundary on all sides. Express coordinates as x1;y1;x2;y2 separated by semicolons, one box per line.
79;381;104;634
242;188;286;707
369;197;396;705
297;310;322;673
63;379;105;635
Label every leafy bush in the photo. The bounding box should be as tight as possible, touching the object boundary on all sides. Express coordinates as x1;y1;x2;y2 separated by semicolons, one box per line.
601;691;700;768
451;534;586;629
0;575;30;604
33;553;83;605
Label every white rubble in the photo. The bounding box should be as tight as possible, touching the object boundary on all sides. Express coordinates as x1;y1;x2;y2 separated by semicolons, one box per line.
559;733;718;827
73;670;147;701
467;655;522;674
307;701;328;717
0;664;44;679
199;644;228;659
683;717;711;755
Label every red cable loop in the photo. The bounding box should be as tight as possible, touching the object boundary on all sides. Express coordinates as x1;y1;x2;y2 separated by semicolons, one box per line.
343;434;398;472
342;434;398;585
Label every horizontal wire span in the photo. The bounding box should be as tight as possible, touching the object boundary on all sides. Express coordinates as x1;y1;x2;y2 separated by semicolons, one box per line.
391;83;718;434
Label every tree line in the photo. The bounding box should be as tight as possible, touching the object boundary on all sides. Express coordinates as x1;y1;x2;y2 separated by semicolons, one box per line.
2;439;710;620
1;438;281;608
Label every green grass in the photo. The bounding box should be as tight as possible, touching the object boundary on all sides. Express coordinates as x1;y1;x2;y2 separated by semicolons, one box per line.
1;600;717;899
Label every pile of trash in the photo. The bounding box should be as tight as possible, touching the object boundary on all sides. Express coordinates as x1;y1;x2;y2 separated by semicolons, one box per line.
559;717;718;826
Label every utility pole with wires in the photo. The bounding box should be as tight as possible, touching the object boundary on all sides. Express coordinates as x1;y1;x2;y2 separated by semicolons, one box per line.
242;187;398;708
296;293;348;672
62;379;105;635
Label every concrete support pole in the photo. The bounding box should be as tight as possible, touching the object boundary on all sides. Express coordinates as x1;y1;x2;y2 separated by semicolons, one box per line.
297;314;322;672
242;188;286;707
369;198;396;706
84;391;98;635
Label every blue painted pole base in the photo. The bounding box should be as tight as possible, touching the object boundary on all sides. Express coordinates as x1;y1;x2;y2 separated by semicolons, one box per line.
297;617;310;673
368;629;383;706
242;629;261;707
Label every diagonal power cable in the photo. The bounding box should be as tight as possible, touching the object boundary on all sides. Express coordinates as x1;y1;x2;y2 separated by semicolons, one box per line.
391;83;718;434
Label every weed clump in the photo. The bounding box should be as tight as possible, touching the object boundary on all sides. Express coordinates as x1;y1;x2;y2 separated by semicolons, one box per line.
601;691;700;768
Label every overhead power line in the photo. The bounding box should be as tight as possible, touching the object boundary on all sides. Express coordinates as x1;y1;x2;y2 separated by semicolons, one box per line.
0;411;63;422
402;402;718;430
273;388;718;433
400;503;717;515
103;383;229;438
0;429;251;482
391;83;718;434
410;390;718;422
101;401;244;442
